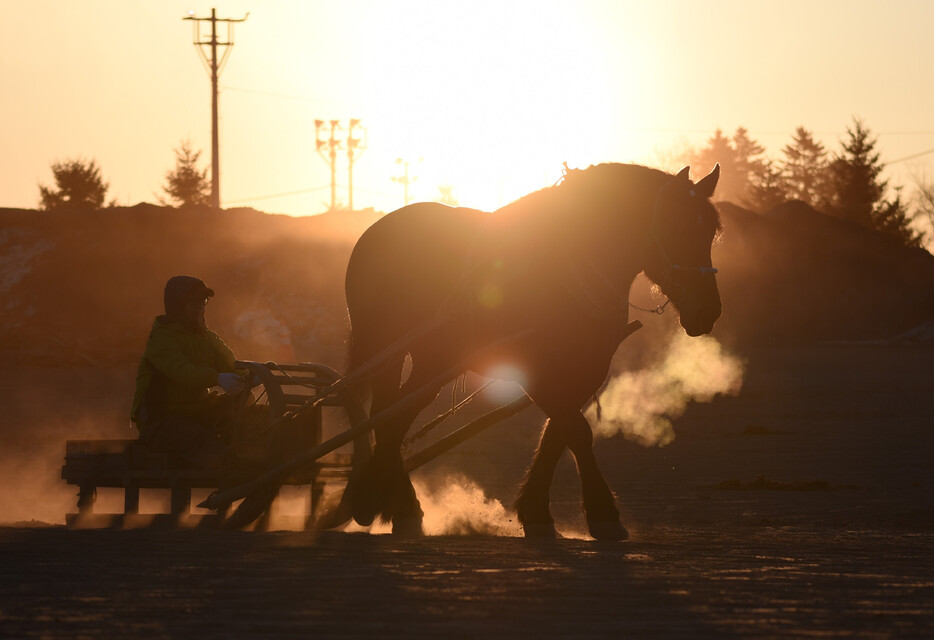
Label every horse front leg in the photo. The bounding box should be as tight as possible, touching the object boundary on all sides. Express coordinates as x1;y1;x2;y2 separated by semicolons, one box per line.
515;418;565;538
519;406;627;541
562;411;628;541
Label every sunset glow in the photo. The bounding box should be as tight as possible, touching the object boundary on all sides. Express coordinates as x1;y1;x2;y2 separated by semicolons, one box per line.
3;1;934;216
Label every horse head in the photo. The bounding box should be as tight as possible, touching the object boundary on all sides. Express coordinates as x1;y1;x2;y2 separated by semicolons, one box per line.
642;164;722;336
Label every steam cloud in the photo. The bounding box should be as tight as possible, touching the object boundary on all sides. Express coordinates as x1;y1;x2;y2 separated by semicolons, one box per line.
586;333;744;447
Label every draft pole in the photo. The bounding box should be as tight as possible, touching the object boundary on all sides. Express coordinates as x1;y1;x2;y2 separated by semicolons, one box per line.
183;8;248;209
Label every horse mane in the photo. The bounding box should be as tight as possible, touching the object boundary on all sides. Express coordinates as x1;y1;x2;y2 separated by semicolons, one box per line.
492;163;683;239
496;163;668;218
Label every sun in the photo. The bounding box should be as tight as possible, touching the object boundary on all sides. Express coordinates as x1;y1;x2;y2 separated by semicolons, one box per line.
350;0;630;211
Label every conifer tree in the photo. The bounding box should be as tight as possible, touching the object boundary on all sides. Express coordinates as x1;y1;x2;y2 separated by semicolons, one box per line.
732;127;765;203
693;129;738;201
873;189;923;247
828;118;922;247
743;159;787;213
162;141;211;208
782;126;830;209
689;127;766;205
827;118;885;228
38;158;110;211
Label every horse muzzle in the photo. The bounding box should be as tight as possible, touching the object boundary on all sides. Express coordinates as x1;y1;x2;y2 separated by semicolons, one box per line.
666;273;721;336
678;296;721;336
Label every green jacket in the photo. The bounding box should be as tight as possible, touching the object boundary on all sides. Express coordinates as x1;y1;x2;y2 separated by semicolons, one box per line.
131;317;244;429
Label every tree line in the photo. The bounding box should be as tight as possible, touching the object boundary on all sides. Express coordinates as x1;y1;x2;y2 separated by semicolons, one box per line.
38;140;211;213
37;120;932;249
680;117;927;248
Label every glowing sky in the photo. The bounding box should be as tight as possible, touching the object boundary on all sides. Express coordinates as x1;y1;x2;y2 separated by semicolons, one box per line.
2;0;934;216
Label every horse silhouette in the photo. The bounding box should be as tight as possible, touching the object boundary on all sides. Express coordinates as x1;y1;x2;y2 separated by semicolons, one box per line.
341;162;721;540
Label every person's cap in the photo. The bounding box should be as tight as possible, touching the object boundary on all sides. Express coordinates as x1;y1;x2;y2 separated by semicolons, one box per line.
164;275;214;317
186;279;215;300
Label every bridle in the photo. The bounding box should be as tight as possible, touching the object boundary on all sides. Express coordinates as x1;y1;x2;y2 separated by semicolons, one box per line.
650;185;719;279
630;181;719;315
558;165;719;318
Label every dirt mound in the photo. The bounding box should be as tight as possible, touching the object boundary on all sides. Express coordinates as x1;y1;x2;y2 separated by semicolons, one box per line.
1;199;931;368
0;204;380;369
712;200;934;345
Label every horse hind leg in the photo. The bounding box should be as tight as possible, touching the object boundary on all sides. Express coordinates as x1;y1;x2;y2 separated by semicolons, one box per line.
349;354;443;535
347;362;405;528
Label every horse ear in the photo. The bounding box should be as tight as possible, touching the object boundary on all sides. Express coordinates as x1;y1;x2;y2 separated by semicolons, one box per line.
675;166;691;181
695;163;720;199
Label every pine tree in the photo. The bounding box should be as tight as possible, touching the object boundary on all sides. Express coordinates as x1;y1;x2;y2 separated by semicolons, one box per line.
872;189;923;247
732;127;765;203
162;141;211;208
828;118;922;247
38;158;110;211
782;126;830;209
689;128;766;205
692;129;738;202
911;173;934;245
743;159;787;213
827;118;885;228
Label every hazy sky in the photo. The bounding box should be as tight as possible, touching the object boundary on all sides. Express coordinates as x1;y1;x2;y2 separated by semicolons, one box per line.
3;0;934;216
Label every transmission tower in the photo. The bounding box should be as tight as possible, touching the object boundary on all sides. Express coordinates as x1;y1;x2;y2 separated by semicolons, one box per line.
347;120;366;212
392;158;420;206
316;119;365;211
183;8;248;209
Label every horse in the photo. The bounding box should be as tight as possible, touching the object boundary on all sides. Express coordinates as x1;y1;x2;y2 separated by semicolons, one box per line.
339;162;722;540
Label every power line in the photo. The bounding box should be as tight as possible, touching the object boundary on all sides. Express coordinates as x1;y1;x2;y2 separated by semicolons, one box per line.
219;85;312;102
887;148;934;166
225;185;331;205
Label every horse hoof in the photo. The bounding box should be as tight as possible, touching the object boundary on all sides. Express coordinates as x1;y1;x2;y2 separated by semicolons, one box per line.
347;476;380;527
587;520;629;541
522;522;558;539
352;509;377;528
313;489;353;531
391;516;424;537
223;485;277;530
350;487;378;526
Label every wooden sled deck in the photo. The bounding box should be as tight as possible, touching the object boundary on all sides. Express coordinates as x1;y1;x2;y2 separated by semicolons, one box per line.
61;361;358;529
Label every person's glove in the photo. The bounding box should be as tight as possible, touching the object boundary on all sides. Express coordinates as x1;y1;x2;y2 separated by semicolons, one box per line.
217;372;245;394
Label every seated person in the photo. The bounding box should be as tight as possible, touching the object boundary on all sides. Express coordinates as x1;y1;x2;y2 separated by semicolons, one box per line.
131;275;256;464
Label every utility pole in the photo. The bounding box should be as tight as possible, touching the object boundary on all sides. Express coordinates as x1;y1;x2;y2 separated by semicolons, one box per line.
183;8;248;209
347;119;365;212
316;119;365;211
315;120;341;211
392;158;419;206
